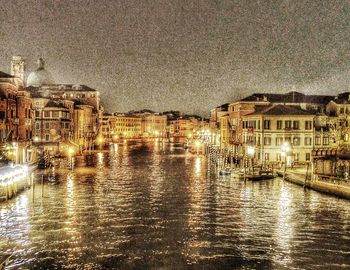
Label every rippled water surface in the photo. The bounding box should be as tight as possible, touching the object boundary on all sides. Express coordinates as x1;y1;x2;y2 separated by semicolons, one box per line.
1;142;350;269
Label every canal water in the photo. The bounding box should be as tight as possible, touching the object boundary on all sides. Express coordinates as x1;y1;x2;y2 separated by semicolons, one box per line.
0;142;349;269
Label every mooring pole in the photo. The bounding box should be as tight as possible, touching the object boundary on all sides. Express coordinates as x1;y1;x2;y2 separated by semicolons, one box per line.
41;175;44;198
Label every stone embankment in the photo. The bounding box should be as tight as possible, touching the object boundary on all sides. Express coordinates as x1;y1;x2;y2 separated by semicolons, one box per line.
276;168;350;200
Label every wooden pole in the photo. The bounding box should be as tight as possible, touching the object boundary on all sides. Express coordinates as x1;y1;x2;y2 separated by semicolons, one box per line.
32;174;35;203
41;175;44;198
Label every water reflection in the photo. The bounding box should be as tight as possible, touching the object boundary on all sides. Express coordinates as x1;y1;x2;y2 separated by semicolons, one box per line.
0;142;349;269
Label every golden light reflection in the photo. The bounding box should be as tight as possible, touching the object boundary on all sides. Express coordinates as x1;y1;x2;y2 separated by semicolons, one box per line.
113;143;118;152
194;157;201;177
273;185;293;264
97;152;104;166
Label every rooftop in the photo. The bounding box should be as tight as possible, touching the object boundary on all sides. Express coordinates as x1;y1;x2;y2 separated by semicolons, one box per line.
247;104;315;116
239;91;335;104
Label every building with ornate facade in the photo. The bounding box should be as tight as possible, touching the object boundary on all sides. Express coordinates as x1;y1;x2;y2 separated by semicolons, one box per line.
0;56;34;164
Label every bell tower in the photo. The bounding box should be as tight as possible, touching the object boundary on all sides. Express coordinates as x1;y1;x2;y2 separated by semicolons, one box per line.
11;55;25;83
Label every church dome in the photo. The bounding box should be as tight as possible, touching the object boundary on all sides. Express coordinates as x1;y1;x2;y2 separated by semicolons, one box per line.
27;58;55;86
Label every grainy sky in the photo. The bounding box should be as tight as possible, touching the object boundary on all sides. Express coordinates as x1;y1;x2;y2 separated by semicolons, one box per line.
1;0;350;115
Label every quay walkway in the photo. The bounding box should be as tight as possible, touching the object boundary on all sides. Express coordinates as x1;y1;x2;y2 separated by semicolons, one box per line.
276;167;350;200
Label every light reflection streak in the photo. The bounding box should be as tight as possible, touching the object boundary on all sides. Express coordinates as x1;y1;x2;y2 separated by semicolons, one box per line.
273;185;294;265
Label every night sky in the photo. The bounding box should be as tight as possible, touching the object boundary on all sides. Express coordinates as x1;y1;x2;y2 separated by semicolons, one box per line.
1;0;350;115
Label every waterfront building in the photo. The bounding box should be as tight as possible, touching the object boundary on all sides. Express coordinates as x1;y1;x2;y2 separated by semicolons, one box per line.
210;103;228;145
142;114;167;138
174;116;199;138
0;60;34;164
100;113;113;142
26;58;102;152
113;113;142;139
73;103;95;152
241;105;315;164
32;96;74;153
215;92;335;157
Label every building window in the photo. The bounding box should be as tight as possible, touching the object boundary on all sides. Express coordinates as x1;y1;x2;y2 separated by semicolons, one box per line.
35;111;40;118
293;121;299;130
276;153;281;161
294;153;299;161
52;111;59;118
264;137;271;146
284;137;292;144
293;137;300;146
44;111;50;118
315;136;321;145
323;137;329;145
45;122;50;129
35;122;40;130
45;134;50;141
305;121;312;130
277;120;282;130
263;120;270;130
276;137;283;146
305;137;312;146
285;120;292;129
306;153;311;161
264;153;270;161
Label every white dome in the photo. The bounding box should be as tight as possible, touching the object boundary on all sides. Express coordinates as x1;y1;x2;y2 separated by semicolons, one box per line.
26;58;55;86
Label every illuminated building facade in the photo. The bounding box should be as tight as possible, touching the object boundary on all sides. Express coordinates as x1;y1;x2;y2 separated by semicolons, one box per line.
241;105;315;164
142;114;167;138
113;114;142;139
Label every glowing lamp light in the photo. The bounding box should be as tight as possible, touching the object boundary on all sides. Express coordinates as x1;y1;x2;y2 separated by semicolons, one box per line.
97;135;104;144
281;142;291;153
68;147;75;155
195;141;201;147
247;146;255;156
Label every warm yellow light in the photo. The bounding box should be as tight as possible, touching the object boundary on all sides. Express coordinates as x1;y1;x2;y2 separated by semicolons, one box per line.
281;142;290;153
68;147;74;155
188;133;192;138
195;141;201;147
113;135;119;140
247;146;255;155
33;136;39;142
97;135;104;144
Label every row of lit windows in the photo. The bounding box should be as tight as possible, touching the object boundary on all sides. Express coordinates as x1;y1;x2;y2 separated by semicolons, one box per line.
242;120;313;130
35;122;70;130
35;110;70;119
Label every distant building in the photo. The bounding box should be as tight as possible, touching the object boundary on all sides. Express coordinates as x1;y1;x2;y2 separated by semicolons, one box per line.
26;58;102;152
142;114;167;137
113;113;142;139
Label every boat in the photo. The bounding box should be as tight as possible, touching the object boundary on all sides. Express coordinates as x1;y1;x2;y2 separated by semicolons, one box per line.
245;174;276;181
0;253;12;270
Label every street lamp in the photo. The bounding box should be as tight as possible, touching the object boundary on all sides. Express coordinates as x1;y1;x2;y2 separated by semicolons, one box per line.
68;147;75;169
195;140;201;155
97;135;104;150
281;142;291;180
247;145;255;175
